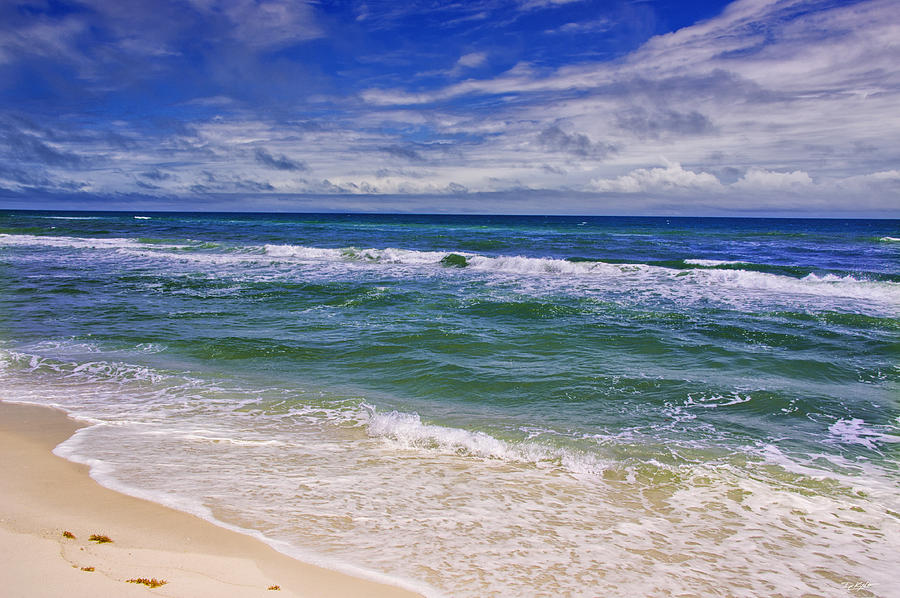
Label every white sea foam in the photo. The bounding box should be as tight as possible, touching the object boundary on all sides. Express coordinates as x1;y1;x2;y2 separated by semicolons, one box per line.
0;232;144;250
684;258;745;266
689;267;900;305
264;243;345;259
4;349;898;598
29;339;103;354
6;233;897;306
683;392;753;408
879;236;900;242
828;418;900;450
748;443;900;505
0;233;215;253
4;218;899;597
363;405;609;475
264;243;449;265
50;425;441;597
467;254;617;276
181;432;284;446
53;402;900;598
466;253;900;307
4;233;898;316
134;343;167;353
69;360;170;384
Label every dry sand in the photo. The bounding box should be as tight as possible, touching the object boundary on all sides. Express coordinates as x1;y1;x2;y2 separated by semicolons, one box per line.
0;401;423;598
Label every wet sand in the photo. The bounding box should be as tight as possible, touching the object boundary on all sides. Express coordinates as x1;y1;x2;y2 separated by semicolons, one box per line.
0;401;422;598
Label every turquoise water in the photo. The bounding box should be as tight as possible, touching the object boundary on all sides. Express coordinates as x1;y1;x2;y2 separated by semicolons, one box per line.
1;211;898;596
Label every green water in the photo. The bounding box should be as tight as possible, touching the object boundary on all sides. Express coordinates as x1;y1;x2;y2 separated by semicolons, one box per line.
1;211;897;596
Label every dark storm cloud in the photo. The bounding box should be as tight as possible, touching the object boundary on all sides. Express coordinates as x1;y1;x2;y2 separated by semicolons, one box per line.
605;70;783;105
615;108;715;138
188;168;275;193
378;145;426;162
537;125;616;158
140;168;173;181
375;168;430;179
136;180;161;190
233;178;275;192
254;148;308;171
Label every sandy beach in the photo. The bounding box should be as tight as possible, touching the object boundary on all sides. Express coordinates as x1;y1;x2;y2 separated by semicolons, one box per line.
0;401;422;598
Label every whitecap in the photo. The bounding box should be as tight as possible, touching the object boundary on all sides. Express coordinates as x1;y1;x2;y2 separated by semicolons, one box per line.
828;418;900;450
684;259;745;266
362;405;610;475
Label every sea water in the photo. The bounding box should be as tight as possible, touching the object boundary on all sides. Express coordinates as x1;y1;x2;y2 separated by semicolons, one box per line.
0;211;897;597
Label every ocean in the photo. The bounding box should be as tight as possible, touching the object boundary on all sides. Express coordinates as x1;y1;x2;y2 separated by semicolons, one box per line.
0;210;897;597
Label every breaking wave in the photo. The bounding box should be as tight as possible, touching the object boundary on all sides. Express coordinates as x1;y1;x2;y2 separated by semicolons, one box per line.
362;405;609;475
3;233;897;307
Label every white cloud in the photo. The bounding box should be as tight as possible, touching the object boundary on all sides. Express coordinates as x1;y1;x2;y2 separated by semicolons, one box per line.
456;52;487;69
832;169;900;192
869;170;900;181
351;0;898;212
517;0;585;10
733;168;812;190
591;162;723;193
360;89;433;106
545;19;613;35
5;0;899;215
0;16;87;65
215;0;323;48
4;0;325;66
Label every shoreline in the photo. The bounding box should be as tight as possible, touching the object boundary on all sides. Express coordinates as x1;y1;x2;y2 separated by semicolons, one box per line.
0;400;423;598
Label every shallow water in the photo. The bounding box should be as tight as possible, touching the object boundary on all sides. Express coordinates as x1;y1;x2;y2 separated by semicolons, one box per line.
1;211;898;596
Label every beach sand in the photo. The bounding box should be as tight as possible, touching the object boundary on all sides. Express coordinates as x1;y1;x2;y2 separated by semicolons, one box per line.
0;401;423;598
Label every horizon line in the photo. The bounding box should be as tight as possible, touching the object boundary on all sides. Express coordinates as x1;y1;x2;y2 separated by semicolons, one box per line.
2;207;899;221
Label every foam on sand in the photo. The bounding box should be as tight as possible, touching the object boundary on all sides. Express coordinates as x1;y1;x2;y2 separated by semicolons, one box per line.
0;401;425;598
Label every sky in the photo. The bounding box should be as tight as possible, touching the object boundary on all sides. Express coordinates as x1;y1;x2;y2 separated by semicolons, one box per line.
0;0;898;216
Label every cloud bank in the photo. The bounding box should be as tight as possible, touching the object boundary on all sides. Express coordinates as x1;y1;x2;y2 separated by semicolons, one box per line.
0;0;898;216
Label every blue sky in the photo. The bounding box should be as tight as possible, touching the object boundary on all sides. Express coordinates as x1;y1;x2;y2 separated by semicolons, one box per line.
1;0;898;215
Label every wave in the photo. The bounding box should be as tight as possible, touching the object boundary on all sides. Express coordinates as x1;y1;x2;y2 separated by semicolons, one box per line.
2;342;607;476
4;233;898;307
0;233;220;254
34;391;900;598
48;424;439;598
684;259;746;266
0;232;146;250
879;236;900;242
13;338;893;477
264;243;446;265
1;348;176;388
181;432;283;447
362;405;610;475
359;401;896;477
261;244;899;301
